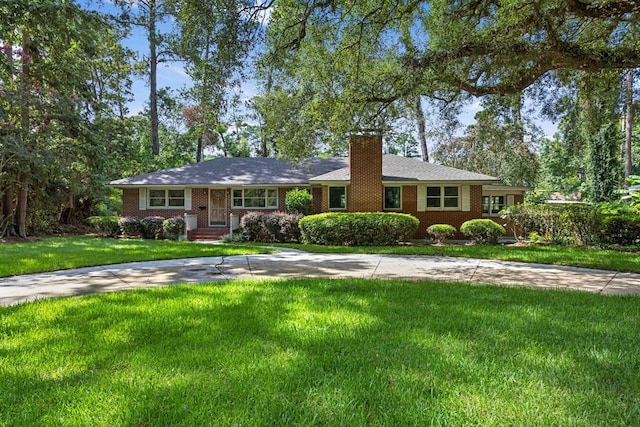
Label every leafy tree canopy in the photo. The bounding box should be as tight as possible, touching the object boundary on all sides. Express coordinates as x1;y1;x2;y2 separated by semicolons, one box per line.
266;0;640;100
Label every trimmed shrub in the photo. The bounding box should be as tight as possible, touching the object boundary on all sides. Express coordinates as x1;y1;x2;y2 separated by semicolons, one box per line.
426;224;456;244
501;204;601;246
272;211;303;242
299;212;419;246
460;219;505;244
241;212;271;242
118;216;142;238
141;216;165;240
240;211;303;243
285;188;313;215
561;204;602;246
601;213;640;246
162;216;185;241
500;202;639;247
87;216;120;238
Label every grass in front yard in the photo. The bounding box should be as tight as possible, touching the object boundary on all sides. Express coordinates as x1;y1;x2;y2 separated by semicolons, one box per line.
1;278;638;425
0;236;269;277
275;242;640;273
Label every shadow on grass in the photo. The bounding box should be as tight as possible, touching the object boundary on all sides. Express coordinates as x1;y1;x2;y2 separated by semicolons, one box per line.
1;280;639;425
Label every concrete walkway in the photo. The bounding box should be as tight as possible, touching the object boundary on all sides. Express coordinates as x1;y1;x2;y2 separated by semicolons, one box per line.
1;250;640;306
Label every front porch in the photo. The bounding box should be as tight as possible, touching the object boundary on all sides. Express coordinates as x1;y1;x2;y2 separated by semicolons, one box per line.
187;227;229;241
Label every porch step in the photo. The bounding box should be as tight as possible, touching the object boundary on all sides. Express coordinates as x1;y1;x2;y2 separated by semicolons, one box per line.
187;228;229;241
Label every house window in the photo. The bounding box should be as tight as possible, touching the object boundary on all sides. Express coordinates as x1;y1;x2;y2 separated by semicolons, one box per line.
148;189;185;208
427;186;459;209
384;186;401;210
232;188;278;208
483;195;505;215
329;186;346;209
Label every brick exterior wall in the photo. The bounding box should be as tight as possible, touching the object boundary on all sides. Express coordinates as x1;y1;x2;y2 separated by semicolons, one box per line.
311;187;323;214
123;187;301;229
122;187;211;228
399;184;486;239
349;134;383;212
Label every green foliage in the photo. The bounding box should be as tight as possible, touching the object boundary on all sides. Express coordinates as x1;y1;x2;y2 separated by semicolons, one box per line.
162;216;185;241
434;96;539;187
460;219;506;244
118;216;142;238
502;204;593;245
620;175;640;210
537;135;583;197
586;123;621;202
601;213;640;246
299;213;419;246
240;211;303;243
501;203;640;247
87;216;120;238
0;1;134;237
285;188;313;215
140;216;166;240
221;231;246;243
500;204;527;241
426;224;457;244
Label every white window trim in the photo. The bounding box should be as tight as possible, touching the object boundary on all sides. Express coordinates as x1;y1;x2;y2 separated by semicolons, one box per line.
146;188;188;209
426;185;461;211
482;193;514;216
231;188;279;209
328;186;347;210
384;186;402;210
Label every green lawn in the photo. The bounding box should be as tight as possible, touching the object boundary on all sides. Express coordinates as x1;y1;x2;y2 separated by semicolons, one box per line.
1;279;638;425
0;236;270;277
274;242;640;273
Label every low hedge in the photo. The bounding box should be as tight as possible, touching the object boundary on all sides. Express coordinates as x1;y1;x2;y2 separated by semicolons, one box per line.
241;211;302;243
460;219;506;244
299;212;419;246
601;213;640;246
118;216;142;238
141;216;165;240
501;203;639;246
426;224;457;244
87;216;120;238
163;216;185;241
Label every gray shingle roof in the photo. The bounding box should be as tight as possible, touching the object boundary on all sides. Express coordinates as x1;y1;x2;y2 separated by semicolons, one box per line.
110;154;498;186
110;157;349;186
309;154;498;183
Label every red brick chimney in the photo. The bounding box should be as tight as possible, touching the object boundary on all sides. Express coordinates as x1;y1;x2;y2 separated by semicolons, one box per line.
349;133;383;212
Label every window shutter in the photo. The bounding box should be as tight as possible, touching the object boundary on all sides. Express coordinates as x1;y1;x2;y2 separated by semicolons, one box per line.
184;188;192;210
139;188;147;211
507;195;515;206
461;186;471;211
417;186;426;211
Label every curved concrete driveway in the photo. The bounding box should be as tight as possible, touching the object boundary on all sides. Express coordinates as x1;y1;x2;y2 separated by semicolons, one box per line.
1;250;639;306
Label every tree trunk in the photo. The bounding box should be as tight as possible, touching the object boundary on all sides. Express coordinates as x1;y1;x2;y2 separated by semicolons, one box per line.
624;68;634;181
16;32;31;238
149;0;160;156
414;96;429;162
196;134;203;162
15;173;28;238
1;44;15;237
2;189;16;237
